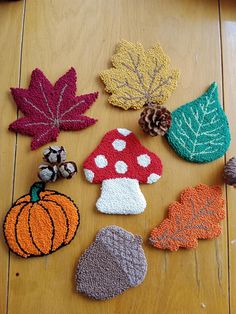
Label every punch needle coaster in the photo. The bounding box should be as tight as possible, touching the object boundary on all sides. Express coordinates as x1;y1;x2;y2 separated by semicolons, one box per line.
83;128;163;214
76;225;147;300
166;82;231;163
100;40;179;110
9;67;98;150
4;182;80;258
149;184;225;251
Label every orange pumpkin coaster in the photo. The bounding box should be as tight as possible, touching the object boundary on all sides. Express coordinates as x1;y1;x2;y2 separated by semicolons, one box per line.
4;182;80;258
149;184;225;251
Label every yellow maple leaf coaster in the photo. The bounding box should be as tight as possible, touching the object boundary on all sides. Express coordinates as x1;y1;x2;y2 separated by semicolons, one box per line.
100;40;179;110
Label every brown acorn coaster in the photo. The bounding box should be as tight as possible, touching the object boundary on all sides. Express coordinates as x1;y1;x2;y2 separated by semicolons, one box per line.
75;225;147;300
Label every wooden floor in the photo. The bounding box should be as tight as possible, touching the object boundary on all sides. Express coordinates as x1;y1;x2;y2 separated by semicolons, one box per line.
0;0;236;313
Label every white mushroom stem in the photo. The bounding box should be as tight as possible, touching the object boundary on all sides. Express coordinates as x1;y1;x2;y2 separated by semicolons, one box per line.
96;178;146;215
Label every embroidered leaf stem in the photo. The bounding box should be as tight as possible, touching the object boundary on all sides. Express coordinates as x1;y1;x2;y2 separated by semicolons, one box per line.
149;184;225;251
166;82;231;163
100;40;179;110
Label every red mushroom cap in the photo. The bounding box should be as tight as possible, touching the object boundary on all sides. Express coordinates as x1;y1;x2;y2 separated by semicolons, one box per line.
83;128;163;184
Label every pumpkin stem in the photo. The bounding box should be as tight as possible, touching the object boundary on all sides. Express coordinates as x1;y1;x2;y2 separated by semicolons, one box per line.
30;182;45;202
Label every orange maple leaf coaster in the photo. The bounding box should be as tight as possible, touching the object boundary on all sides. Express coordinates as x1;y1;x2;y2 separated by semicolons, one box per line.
149;184;225;251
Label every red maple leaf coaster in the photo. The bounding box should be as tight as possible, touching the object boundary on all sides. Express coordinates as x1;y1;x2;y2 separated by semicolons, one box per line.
149;184;225;251
9;68;98;150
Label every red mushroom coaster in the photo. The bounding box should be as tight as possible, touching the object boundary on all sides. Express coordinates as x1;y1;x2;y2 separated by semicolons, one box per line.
83;128;163;214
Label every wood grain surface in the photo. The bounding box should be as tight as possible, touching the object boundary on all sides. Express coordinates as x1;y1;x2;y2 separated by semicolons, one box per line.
220;1;236;313
0;2;24;313
0;0;235;313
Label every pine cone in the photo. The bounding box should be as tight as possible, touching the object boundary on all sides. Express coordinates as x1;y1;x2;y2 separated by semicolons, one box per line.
224;157;236;186
139;104;172;136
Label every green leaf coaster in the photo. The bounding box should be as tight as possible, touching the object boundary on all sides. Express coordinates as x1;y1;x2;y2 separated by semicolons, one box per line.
166;82;230;163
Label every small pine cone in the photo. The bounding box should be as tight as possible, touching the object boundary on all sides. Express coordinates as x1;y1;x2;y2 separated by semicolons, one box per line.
224;157;236;187
43;146;67;164
59;161;77;179
38;164;58;182
139;104;172;136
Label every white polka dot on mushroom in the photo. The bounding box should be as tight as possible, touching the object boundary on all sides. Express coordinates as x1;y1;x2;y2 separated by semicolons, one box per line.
115;161;128;174
84;169;95;182
147;173;161;184
94;155;108;168
117;128;132;136
137;154;151;167
112;139;126;151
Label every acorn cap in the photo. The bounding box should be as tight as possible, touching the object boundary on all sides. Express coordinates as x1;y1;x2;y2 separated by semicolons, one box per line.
43;146;66;164
59;161;77;179
38;164;58;182
75;225;147;300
